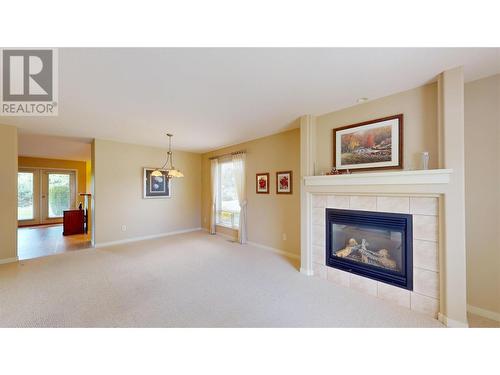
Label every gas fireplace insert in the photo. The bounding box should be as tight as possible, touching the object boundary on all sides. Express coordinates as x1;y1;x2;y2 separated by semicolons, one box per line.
326;208;413;290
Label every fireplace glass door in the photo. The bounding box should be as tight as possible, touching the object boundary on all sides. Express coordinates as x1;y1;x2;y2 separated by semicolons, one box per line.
326;208;413;290
331;224;403;272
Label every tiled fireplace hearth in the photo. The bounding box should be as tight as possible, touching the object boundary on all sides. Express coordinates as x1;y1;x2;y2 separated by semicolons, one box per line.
311;194;440;318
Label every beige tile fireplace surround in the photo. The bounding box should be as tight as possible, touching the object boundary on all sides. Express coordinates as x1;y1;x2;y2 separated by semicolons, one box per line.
300;167;467;327
310;193;440;318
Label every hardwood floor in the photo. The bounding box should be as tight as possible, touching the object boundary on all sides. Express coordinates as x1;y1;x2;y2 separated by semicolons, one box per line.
18;224;92;260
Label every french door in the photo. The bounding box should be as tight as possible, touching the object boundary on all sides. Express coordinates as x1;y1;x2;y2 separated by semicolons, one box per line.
18;169;77;226
17;169;40;226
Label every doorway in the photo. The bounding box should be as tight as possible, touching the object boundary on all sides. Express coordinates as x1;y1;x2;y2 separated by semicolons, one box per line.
18;168;77;226
16;134;93;261
17;168;87;260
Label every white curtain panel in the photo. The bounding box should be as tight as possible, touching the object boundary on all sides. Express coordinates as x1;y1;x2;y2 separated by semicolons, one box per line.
232;153;247;244
209;158;218;235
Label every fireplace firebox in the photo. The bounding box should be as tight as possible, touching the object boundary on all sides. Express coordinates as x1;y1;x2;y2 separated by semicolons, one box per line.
326;208;413;290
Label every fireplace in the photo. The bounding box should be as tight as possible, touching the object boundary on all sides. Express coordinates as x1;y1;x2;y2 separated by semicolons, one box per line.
326;208;413;290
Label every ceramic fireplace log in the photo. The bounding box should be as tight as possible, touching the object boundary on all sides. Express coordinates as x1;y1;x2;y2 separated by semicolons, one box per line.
335;238;398;271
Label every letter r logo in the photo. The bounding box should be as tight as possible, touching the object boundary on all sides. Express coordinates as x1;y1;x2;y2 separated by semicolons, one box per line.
2;50;53;102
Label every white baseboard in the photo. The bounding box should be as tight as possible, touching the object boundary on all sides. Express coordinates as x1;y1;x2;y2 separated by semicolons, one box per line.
0;257;18;265
203;228;300;260
300;267;314;276
94;227;202;248
247;241;300;260
438;313;469;328
202;228;237;242
215;231;238;241
467;304;500;322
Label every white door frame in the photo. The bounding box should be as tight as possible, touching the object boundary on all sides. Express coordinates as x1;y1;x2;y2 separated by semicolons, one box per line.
17;168;41;226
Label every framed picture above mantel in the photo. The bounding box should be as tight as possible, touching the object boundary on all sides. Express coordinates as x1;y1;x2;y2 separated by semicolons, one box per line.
333;114;403;172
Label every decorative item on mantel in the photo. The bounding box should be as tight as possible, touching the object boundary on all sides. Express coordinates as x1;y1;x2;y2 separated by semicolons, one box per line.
421;151;430;170
326;167;351;175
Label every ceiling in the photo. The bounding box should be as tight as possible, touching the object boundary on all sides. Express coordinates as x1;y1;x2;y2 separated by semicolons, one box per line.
4;48;500;153
18;133;92;162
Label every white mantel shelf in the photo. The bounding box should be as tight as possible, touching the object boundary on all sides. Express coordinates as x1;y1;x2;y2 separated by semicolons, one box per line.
304;169;453;186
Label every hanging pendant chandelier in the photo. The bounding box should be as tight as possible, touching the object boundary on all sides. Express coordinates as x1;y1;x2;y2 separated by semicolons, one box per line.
152;133;184;178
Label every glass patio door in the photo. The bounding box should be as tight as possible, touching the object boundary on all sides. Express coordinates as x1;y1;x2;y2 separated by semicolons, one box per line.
17;169;40;226
41;170;76;224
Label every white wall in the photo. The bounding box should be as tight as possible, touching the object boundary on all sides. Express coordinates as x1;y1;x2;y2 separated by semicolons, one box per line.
93;139;202;245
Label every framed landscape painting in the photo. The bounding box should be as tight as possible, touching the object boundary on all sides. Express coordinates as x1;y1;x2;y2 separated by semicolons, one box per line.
256;172;270;194
276;171;292;194
143;168;171;199
333;114;403;171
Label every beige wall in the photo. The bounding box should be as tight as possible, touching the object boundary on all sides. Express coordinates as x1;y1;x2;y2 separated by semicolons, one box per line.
201;127;301;255
0;125;18;261
93;139;201;245
315;83;438;174
464;74;500;315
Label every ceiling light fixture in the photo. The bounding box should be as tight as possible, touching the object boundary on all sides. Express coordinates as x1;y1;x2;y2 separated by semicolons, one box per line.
152;133;184;179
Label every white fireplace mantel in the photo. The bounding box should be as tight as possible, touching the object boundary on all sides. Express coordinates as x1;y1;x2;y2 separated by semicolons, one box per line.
304;169;453;187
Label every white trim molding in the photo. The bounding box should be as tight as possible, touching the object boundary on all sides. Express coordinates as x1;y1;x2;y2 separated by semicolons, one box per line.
438;313;469;328
300;115;317;278
304;169;453;187
213;230;237;241
0;257;19;265
206;228;300;260
467;304;500;322
95;227;202;248
300;267;314;276
247;241;300;260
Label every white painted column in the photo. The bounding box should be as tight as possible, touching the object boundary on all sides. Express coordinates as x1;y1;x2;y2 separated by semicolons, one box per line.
90;139;96;247
437;67;468;327
300;115;316;275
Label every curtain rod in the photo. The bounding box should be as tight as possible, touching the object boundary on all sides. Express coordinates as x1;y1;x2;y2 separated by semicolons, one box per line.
208;150;246;160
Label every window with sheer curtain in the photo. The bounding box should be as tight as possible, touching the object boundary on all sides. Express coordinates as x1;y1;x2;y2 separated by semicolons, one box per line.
216;159;240;229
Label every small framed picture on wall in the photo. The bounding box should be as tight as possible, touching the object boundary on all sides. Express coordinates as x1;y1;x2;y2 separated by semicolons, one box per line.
256;172;270;194
276;171;292;194
143;168;172;199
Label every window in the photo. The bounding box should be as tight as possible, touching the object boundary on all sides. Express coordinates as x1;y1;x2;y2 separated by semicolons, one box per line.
18;172;34;220
47;173;71;218
216;159;240;228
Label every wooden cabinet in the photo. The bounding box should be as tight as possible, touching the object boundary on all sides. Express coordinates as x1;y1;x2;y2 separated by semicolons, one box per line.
63;210;85;236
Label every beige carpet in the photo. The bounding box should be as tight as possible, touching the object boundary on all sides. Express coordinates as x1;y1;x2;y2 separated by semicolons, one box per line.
0;231;443;327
